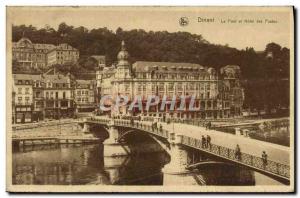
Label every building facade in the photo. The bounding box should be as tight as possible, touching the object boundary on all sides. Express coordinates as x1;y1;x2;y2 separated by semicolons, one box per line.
12;37;79;69
12;70;78;123
47;43;79;66
98;41;244;120
43;71;75;119
12;37;55;69
13;74;34;123
74;80;96;112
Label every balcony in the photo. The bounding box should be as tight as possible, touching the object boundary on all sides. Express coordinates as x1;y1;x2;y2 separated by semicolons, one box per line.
34;96;44;100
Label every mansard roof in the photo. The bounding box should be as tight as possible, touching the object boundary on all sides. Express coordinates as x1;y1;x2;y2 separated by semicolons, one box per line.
13;74;42;81
132;61;206;73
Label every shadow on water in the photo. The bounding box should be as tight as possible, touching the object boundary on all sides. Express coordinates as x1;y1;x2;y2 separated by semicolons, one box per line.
12;143;279;186
12;143;169;185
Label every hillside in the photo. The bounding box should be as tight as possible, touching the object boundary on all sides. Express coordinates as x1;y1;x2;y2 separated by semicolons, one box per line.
12;23;290;111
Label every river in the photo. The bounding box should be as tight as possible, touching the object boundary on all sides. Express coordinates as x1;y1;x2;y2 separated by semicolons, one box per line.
12;143;283;186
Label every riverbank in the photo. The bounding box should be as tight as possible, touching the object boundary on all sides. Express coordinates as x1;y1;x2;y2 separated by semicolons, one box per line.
12;121;100;147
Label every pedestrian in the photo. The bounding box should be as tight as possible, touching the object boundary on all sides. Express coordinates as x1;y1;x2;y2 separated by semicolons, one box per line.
235;144;241;160
262;151;268;167
201;135;206;148
159;124;163;132
130;118;134;126
155;122;158;130
208;121;212;130
206;135;211;149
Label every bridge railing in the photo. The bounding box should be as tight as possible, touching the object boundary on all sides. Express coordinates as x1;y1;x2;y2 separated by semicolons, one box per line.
180;135;290;179
85;116;289;179
87;117;111;125
113;119;169;139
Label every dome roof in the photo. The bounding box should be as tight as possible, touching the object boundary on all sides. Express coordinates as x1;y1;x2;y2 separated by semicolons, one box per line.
117;41;130;65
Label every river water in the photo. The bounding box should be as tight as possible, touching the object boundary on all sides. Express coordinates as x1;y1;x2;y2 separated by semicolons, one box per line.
12;143;282;186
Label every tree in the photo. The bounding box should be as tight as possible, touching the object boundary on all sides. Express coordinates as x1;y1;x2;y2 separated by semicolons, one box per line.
12;23;290;110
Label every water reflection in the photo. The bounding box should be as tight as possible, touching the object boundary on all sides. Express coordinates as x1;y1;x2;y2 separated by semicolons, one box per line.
12;144;168;185
12;143;272;186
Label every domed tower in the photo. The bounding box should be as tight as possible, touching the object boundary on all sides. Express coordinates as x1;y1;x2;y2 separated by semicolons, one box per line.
116;41;132;79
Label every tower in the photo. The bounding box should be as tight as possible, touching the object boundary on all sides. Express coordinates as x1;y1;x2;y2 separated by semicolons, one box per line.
116;41;132;79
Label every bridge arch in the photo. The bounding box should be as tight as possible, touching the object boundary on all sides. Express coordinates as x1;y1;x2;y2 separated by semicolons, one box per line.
116;127;171;155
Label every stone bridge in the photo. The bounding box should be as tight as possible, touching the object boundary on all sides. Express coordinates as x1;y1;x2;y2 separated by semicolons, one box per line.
81;116;291;185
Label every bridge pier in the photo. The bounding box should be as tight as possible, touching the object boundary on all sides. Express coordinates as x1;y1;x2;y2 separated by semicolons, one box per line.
162;134;196;185
103;126;131;157
82;122;90;134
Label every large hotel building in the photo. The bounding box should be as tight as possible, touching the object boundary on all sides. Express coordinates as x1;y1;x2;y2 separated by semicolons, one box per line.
98;41;244;120
12;37;79;69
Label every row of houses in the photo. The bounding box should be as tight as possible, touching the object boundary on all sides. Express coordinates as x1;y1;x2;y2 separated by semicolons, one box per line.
12;69;96;123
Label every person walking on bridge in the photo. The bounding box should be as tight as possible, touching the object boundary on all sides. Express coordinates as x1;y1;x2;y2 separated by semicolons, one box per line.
208;121;212;130
206;135;211;149
201;135;206;148
262;151;268;168
130;118;134;126
235;144;241;160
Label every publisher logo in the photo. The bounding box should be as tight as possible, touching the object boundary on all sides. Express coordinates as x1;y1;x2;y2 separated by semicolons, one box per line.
179;17;189;26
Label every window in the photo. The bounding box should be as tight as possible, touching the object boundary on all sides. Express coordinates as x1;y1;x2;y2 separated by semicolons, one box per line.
50;92;53;99
177;83;183;91
200;85;204;90
168;83;174;91
25;88;29;94
77;91;81;95
36;92;40;98
158;83;164;92
55;92;58;99
46;92;49;99
25;97;30;104
206;84;210;90
18;97;22;104
138;85;142;92
63;92;66;99
18;88;22;94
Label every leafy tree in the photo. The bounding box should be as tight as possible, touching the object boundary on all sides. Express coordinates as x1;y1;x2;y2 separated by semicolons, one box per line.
11;23;290;110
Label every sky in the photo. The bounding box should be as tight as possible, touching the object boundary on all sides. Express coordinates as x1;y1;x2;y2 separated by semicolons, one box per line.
7;6;293;51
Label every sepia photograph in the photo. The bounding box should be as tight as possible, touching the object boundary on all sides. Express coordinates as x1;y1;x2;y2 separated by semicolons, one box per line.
6;6;294;193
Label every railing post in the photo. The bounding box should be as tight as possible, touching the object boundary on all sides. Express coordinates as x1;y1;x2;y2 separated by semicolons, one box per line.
250;155;253;166
218;146;221;155
227;148;230;158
